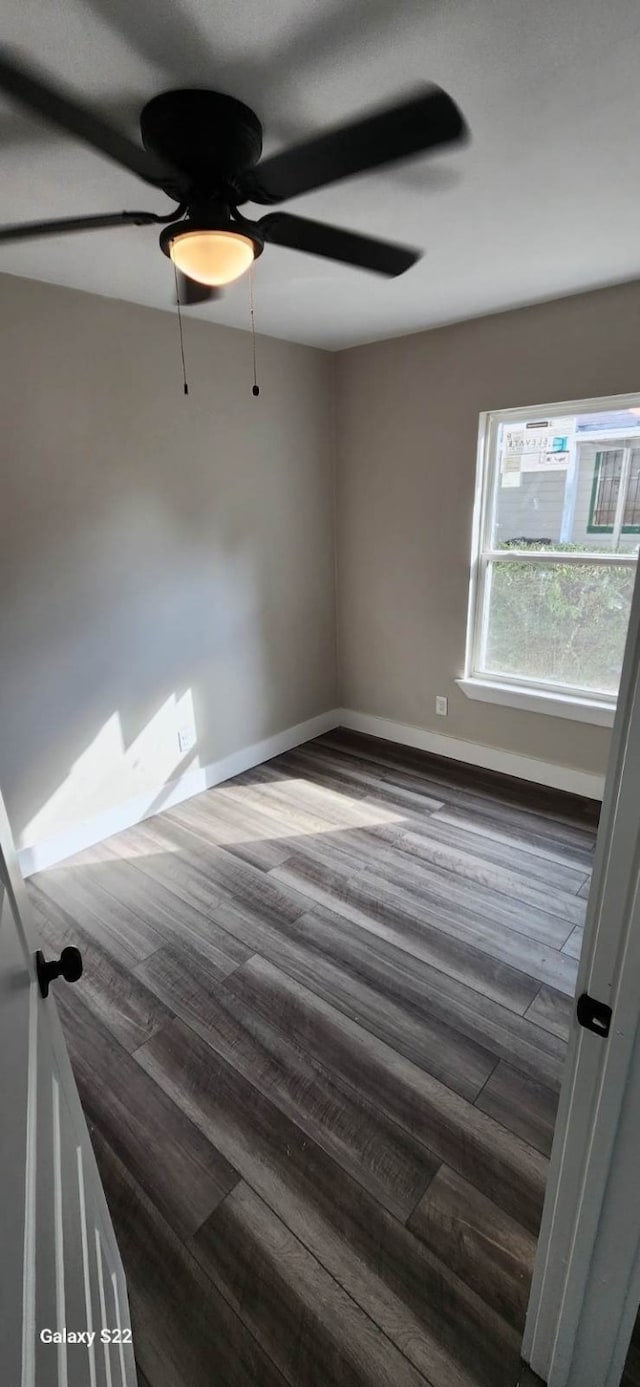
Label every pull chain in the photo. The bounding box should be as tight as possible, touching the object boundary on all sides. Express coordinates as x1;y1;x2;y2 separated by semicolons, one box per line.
173;262;189;396
250;263;259;397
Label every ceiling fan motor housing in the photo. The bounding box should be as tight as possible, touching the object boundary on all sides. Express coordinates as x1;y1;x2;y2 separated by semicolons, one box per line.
0;53;467;282
140;90;264;199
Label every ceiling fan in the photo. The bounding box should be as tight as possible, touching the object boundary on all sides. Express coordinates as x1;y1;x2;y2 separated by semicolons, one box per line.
0;49;468;305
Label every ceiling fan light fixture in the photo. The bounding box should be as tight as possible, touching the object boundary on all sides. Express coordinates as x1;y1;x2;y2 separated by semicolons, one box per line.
162;225;259;286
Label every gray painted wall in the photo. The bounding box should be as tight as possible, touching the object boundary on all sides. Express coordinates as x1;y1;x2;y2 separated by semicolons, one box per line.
335;279;640;780
0;274;337;849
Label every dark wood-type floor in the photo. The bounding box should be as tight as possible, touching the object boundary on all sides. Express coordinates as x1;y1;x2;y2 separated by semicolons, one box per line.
29;728;603;1387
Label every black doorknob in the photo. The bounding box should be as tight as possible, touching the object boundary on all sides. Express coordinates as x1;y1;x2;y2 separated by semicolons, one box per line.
36;946;83;999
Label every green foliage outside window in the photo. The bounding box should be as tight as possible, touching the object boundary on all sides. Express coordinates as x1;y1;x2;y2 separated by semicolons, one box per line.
485;543;636;694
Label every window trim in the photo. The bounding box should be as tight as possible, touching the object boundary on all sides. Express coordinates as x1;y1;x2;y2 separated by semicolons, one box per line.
463;393;640;722
456;676;616;726
587;449;640;535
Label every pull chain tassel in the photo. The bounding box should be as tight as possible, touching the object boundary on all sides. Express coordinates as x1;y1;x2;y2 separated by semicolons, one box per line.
250;264;259;397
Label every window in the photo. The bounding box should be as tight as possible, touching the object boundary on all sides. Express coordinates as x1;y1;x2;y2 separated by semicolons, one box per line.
588;449;640;533
460;397;640;724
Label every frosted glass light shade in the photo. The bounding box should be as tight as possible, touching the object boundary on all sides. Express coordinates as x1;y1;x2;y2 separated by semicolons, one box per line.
169;230;255;286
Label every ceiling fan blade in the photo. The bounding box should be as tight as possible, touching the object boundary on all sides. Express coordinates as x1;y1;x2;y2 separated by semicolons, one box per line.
0;209;180;244
176;273;223;306
260;212;420;277
0;49;186;194
241;85;467;205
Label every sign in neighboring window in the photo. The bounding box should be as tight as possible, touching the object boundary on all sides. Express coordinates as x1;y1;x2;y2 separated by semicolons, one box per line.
589;449;640;533
500;419;573;487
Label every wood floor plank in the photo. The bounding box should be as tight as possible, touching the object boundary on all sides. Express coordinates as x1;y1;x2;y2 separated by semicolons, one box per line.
91;1129;287;1387
272;858;579;999
433;805;594;873
225;762;411;829
273;847;558;1011
110;873;496;1104
408;1166;536;1331
191;1181;431;1387
371;808;589;896
577;876;592;901
272;846;573;957
166;793;295;872
475;1062;559;1158
135;941;438;1221
57;988;238;1239
217;771;384;851
223;955;548;1236
562;924;584;960
262;898;566;1092
238;823;542;1014
115;798;577;1004
321;732;598;849
269;819;580;963
525;986;574;1041
30;864;164;964
137;1017;522;1387
240;754;431;827
320;730;599;829
28;885;172;1053
196;896;497;1100
122;815;308;929
272;848;571;970
71;852;253;973
277;743;447;819
106;818;230;911
379;824;587;929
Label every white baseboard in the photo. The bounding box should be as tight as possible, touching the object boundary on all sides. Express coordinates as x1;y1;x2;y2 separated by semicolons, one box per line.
336;708;606;801
18;709;340;877
19;702;604;877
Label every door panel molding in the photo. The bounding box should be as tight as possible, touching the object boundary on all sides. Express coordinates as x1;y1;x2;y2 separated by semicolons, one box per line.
21;985;38;1387
0;787;136;1386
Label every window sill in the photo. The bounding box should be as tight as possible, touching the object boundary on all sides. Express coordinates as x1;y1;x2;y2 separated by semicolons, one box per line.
456;677;615;727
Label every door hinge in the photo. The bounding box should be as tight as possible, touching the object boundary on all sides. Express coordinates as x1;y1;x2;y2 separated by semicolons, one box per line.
576;992;612;1038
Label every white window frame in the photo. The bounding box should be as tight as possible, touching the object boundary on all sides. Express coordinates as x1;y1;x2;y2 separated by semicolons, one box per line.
458;393;640;727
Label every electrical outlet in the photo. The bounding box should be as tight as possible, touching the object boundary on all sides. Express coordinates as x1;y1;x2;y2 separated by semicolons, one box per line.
178;726;196;754
435;695;448;717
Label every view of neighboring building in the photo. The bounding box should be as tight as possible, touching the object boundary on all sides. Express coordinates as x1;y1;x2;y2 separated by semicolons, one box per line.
495;409;640;553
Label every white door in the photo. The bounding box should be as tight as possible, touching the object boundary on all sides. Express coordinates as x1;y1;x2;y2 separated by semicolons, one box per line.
0;788;136;1387
523;544;640;1384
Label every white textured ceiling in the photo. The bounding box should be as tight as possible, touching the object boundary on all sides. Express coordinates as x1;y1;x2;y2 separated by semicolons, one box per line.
1;0;640;349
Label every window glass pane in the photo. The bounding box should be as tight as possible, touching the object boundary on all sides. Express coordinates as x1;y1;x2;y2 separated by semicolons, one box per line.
490;409;640;555
592;450;622;527
480;560;635;694
624;450;640;527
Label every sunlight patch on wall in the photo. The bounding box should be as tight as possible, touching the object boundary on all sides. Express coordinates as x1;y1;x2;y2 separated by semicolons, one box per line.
21;690;199;849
